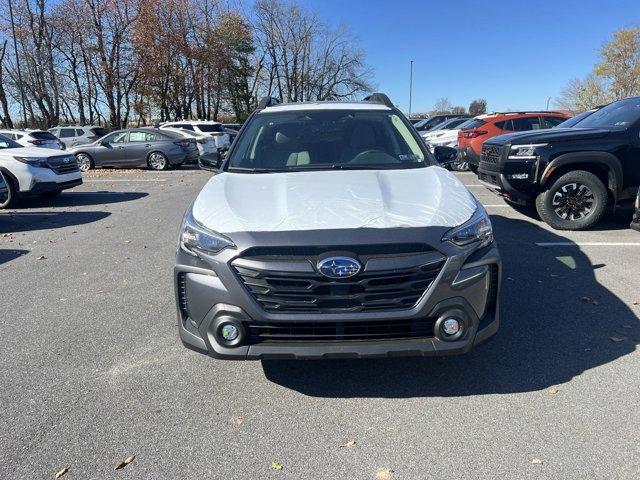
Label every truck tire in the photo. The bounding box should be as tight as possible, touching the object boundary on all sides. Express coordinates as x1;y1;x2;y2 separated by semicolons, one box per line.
535;170;608;230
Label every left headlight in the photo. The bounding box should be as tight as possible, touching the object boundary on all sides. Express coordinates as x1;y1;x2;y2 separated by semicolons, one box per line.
509;143;547;158
442;200;493;248
179;205;236;257
14;156;47;167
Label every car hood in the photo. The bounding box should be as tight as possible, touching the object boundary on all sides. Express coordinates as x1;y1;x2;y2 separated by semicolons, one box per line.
192;167;477;234
0;146;61;158
488;127;611;145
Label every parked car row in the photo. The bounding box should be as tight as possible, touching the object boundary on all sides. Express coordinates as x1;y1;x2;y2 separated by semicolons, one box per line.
468;97;640;231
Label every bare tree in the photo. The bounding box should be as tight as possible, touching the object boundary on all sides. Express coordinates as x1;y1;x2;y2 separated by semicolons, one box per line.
432;97;452;114
556;74;612;111
0;40;13;127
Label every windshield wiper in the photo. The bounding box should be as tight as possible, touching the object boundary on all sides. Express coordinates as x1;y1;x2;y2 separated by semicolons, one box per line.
227;167;289;173
288;163;425;171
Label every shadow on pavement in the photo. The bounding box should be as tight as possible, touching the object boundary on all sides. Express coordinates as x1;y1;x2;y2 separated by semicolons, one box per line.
0;249;29;265
0;211;111;234
15;191;148;209
262;215;640;397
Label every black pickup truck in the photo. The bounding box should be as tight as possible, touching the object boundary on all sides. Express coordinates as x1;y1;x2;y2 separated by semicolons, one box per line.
477;97;640;230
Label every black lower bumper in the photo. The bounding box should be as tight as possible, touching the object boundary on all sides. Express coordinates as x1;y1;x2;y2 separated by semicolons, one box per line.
478;163;535;203
27;178;83;195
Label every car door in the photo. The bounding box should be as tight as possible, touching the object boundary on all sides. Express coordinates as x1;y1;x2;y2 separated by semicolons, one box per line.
126;130;156;165
58;127;77;148
94;131;129;166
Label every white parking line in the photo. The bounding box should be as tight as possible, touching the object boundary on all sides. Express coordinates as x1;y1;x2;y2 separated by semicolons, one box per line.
536;242;640;247
83;179;168;183
464;184;485;188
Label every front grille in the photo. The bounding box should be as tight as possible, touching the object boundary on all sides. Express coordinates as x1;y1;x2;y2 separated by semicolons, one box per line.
233;246;446;314
52;163;80;174
247;318;436;343
48;156;79;174
481;144;503;164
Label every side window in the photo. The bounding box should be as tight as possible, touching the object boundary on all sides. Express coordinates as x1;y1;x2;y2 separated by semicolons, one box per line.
181;124;195;131
542;116;566;128
496;120;513;131
129;131;147;142
145;132;158;141
49;129;59;136
59;128;76;138
76;129;85;136
512;117;542;131
103;132;128;143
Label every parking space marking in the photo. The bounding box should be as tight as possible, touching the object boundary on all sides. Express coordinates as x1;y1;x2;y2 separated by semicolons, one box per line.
83;179;168;183
536;242;640;247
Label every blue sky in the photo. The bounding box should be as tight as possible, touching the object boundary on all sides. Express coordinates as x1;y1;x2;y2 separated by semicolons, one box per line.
304;0;639;113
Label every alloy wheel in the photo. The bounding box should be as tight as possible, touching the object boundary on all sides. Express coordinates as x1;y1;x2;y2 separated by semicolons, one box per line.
551;182;595;220
149;152;167;170
76;154;91;172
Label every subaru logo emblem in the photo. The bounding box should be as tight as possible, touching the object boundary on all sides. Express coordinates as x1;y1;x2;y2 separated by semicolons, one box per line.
317;256;361;279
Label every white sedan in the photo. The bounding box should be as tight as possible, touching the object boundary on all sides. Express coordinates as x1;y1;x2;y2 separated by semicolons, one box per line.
0;129;64;150
421;118;473;148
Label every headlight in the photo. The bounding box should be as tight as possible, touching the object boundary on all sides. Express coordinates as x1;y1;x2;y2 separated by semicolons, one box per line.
14;156;47;167
442;200;493;248
179;205;236;256
509;144;547;159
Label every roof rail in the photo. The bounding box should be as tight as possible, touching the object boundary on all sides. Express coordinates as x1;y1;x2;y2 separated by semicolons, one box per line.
363;93;394;109
257;96;280;110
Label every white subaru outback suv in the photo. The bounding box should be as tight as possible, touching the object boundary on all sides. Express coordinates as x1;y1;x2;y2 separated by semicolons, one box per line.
174;94;501;360
0;133;82;209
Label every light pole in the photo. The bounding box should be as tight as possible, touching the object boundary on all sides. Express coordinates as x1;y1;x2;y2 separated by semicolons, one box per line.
546;96;551;111
409;60;414;117
8;0;28;128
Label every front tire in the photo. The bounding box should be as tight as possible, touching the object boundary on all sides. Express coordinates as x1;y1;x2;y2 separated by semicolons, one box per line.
0;172;17;209
535;170;608;230
148;152;169;171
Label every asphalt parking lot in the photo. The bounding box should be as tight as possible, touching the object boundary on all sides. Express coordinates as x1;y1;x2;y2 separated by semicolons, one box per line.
1;168;639;479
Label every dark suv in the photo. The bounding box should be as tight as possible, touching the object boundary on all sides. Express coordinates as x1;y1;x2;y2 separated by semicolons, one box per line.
477;97;640;230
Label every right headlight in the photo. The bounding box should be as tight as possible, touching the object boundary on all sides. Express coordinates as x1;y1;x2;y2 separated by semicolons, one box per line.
442;200;493;248
179;205;236;257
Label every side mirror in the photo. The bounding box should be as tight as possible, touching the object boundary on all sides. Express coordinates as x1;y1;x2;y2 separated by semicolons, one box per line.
199;151;222;172
433;145;458;165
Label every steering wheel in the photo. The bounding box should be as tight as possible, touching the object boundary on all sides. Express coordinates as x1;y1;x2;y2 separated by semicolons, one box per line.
349;149;400;164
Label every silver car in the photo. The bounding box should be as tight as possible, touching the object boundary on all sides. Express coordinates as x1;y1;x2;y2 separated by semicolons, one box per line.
49;126;110;149
69;128;199;171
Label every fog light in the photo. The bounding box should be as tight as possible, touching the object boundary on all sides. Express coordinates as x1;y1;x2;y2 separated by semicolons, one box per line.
220;323;239;341
442;317;461;336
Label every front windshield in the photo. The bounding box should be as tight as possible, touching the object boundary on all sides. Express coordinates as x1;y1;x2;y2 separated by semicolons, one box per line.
556;110;595;128
573;97;640;129
0;133;22;149
227;110;428;172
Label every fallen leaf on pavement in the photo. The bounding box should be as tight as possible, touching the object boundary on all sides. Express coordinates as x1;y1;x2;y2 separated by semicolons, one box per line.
375;468;394;479
114;455;135;470
37;255;46;260
531;458;543;465
271;461;283;471
632;300;638;305
230;415;244;426
610;336;626;342
339;440;356;448
54;467;69;478
548;388;558;395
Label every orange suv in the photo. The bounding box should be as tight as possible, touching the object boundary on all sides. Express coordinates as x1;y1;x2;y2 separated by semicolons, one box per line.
458;112;569;172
